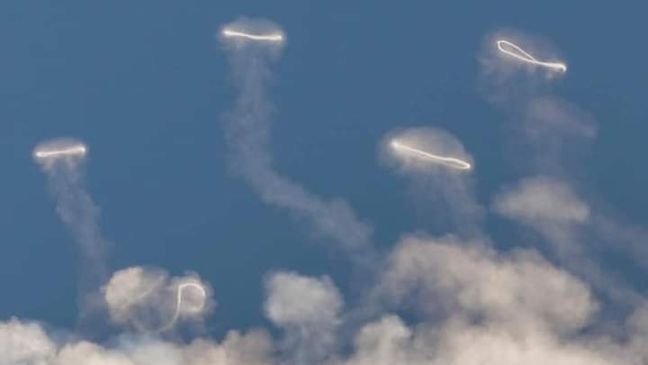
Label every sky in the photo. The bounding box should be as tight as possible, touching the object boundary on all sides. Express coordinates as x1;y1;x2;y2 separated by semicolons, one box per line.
1;1;648;364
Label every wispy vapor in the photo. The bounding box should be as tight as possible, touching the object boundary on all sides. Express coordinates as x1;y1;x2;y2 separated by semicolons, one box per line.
481;30;646;310
219;18;373;261
33;139;106;282
33;138;110;328
493;176;590;253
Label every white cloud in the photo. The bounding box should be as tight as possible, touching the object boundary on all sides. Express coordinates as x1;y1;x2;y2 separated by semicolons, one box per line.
493;176;589;225
265;271;342;327
0;319;275;365
377;235;596;334
265;271;342;364
56;342;134;365
340;315;414;365
0;250;646;365
0;319;55;365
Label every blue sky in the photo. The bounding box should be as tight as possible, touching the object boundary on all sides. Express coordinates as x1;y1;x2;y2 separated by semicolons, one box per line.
1;2;648;364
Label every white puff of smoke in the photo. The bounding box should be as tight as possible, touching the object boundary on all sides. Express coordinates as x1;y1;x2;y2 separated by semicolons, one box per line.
493;177;648;307
0;319;55;365
493;176;590;225
341;313;627;365
348;235;646;365
265;271;342;364
525;97;597;140
376;235;597;334
342;315;414;365
381;127;473;175
265;271;342;327
430;319;619;365
102;267;214;333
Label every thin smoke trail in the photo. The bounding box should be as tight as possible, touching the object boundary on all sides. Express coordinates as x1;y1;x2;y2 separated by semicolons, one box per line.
33;138;109;332
33;138;107;288
482;31;645;310
220;18;373;262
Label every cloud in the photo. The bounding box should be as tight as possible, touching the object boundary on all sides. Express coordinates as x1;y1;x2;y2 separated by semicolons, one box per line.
0;319;55;365
376;235;597;334
265;271;342;365
0;319;276;365
352;235;646;365
492;176;645;308
492;175;593;265
493;176;590;226
341;313;621;365
340;315;414;365
0;235;646;364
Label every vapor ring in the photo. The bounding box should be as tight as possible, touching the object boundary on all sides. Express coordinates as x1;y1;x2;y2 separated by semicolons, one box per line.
496;39;567;73
221;28;284;43
33;142;87;161
157;281;207;332
391;140;472;170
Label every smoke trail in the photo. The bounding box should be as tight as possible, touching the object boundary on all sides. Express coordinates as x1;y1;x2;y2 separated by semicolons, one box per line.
219;18;373;261
33;138;107;292
480;30;646;310
32;138;112;334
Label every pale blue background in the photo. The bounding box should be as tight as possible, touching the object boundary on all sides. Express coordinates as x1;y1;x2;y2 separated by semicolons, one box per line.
1;1;646;334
